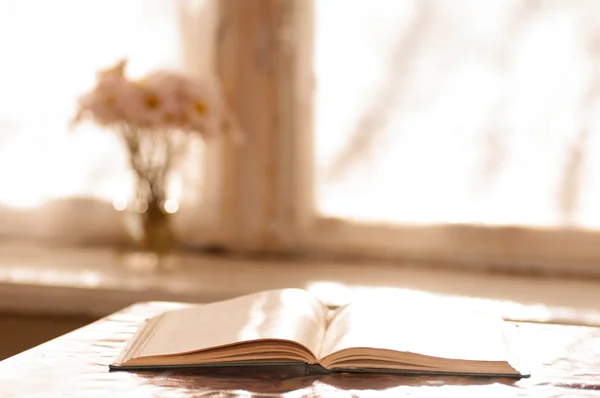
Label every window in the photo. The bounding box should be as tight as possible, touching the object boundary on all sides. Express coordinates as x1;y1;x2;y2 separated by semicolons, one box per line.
5;0;600;273
214;0;600;271
0;0;219;244
315;0;600;227
308;0;600;270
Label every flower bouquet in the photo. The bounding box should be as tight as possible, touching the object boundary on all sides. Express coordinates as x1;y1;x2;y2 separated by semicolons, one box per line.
72;59;224;265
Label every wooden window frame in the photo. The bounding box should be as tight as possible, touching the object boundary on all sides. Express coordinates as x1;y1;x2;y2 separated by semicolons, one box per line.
214;0;314;252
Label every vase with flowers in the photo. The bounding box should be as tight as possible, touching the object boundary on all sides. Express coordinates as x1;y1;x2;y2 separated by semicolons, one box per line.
72;59;224;269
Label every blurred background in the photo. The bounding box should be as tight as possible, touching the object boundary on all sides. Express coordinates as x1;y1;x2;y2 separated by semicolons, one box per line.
2;0;600;360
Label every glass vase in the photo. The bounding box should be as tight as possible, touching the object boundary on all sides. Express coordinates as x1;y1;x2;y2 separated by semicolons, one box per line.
121;195;180;272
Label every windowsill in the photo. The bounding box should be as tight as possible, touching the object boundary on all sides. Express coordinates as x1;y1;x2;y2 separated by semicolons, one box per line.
1;241;600;326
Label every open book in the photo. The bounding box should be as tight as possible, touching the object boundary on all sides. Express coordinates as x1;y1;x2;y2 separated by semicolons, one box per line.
111;289;526;377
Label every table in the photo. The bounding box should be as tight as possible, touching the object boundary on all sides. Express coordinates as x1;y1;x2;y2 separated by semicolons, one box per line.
1;302;600;397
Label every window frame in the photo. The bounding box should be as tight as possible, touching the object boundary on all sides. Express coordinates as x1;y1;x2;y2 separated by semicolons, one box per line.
213;0;314;252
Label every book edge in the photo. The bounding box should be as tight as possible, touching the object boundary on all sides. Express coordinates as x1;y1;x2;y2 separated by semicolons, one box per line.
108;361;528;378
112;318;153;367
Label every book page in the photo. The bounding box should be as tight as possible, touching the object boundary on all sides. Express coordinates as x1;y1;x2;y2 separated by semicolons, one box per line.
136;289;329;360
319;301;510;363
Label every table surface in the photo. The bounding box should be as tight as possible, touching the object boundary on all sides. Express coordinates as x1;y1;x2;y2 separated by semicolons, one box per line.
1;301;600;397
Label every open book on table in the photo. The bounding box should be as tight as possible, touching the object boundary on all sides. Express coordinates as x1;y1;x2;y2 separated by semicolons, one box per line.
111;288;527;377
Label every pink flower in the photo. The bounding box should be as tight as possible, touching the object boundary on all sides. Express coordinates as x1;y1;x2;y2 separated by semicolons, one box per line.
138;70;221;136
72;59;222;137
